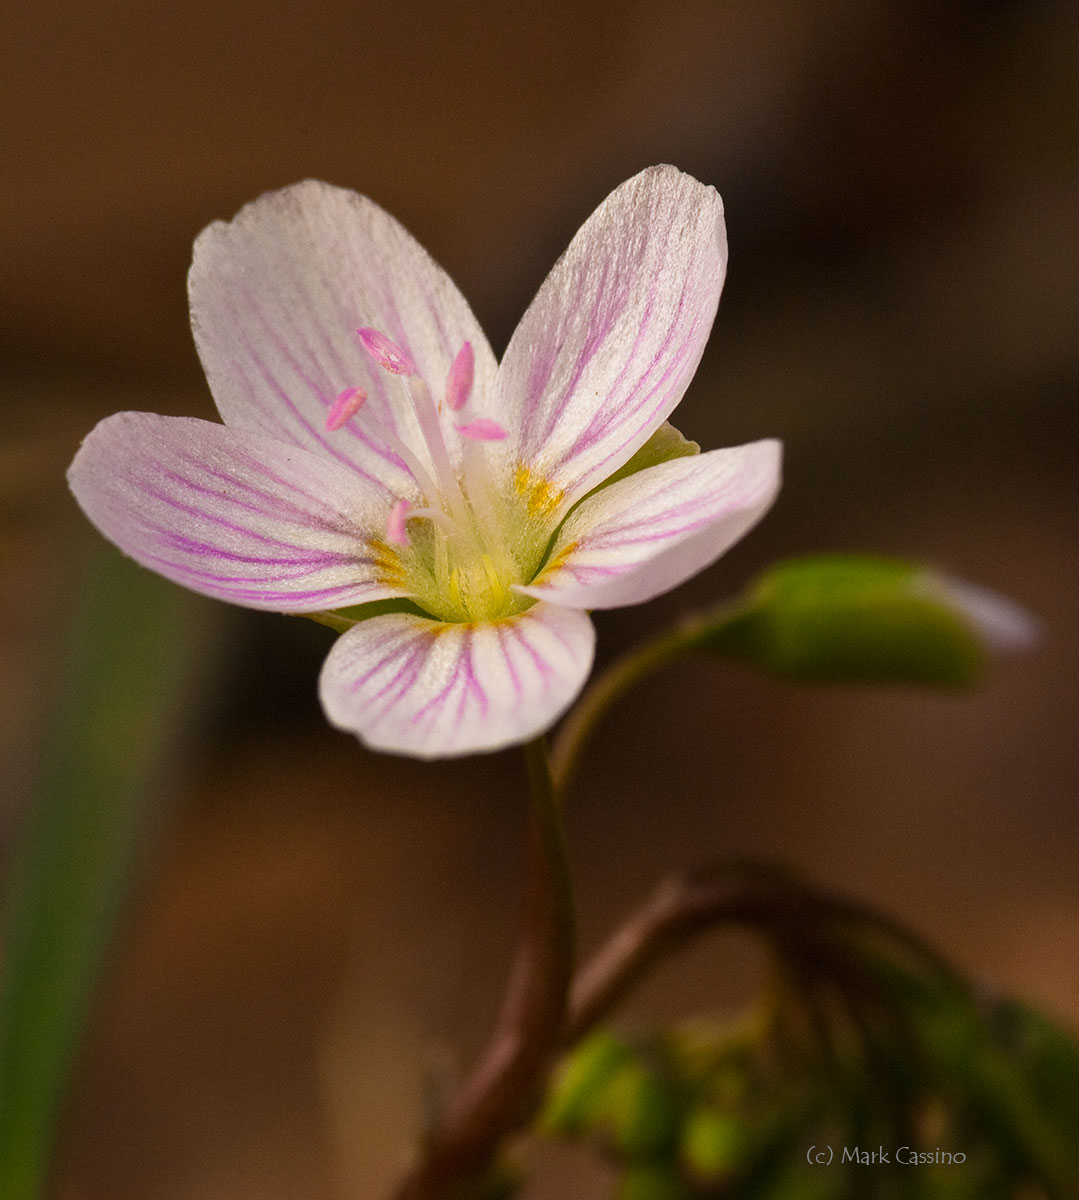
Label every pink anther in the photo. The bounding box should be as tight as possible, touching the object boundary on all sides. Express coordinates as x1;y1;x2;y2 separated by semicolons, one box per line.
325;386;367;431
356;327;416;376
445;341;475;411
455;418;507;442
386;498;412;546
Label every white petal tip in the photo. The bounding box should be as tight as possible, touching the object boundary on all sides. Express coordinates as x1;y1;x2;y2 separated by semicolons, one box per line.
929;576;1042;654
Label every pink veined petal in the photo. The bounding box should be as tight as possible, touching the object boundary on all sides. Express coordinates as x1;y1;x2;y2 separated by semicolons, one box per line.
188;180;499;495
67;412;407;612
318;604;596;758
516;440;782;610
493;165;727;507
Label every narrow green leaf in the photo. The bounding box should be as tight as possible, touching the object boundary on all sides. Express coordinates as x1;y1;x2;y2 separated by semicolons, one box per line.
0;543;211;1200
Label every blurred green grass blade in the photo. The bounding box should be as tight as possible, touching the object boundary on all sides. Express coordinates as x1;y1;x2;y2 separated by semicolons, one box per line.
0;543;209;1200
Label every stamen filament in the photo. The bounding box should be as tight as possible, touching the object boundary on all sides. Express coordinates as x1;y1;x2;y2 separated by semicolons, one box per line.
410;505;461;535
352;405;442;506
460;437;506;551
407;376;473;530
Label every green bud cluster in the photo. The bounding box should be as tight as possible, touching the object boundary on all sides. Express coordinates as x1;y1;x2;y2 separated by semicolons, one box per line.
539;871;1079;1199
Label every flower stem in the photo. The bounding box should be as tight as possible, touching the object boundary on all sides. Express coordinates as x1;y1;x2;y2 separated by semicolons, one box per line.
565;861;970;1044
550;609;725;800
391;738;575;1199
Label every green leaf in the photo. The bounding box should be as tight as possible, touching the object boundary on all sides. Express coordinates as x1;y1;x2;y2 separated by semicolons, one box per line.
995;999;1079;1139
699;554;995;687
0;544;212;1200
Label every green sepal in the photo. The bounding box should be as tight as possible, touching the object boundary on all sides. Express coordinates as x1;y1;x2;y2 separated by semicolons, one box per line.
699;554;988;687
601;422;700;490
302;596;430;634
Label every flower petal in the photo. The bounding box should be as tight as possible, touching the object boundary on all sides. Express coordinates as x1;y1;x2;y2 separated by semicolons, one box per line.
189;180;499;495
68;412;405;611
517;440;782;610
319;604;596;758
495;165;727;505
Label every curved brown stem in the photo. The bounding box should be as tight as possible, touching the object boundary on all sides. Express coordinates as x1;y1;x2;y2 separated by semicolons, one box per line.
392;739;575;1199
566;861;966;1045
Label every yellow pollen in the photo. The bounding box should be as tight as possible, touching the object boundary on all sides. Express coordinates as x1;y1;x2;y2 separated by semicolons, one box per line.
514;462;565;518
533;539;578;585
367;537;409;587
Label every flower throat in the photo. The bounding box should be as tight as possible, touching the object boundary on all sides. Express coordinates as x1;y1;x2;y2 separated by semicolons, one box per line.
326;327;546;622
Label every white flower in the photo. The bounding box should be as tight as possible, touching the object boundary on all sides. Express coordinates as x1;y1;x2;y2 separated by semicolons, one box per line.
68;167;781;758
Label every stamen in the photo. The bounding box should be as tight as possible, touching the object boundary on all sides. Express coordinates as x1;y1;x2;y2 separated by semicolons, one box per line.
356;327;416;376
459;436;504;552
410;505;461;534
408;376;472;529
349;404;442;509
455;418;507;441
325;385;367;431
350;322;521;619
445;341;475;412
386;498;411;546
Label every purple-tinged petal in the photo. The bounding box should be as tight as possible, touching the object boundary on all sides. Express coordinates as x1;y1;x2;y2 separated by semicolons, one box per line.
495;166;727;506
319;604;595;758
517;440;782;610
68;412;407;612
189;180;498;494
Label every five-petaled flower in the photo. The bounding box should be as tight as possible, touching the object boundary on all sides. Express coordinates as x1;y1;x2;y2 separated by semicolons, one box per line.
68;166;782;758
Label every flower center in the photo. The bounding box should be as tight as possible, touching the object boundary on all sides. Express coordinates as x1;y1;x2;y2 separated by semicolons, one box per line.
329;330;553;622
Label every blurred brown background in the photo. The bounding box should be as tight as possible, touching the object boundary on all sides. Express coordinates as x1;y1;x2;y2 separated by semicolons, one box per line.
4;1;1078;1197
